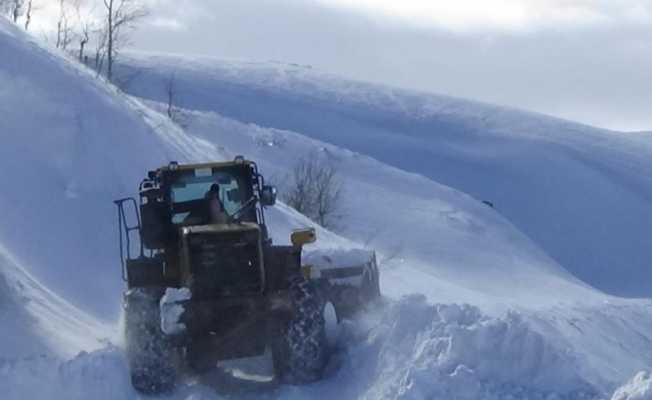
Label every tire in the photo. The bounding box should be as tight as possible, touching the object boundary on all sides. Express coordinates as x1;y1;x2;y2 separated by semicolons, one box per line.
271;275;331;384
124;288;177;394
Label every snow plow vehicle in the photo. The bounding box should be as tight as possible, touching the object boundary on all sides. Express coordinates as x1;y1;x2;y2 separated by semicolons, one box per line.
114;157;380;394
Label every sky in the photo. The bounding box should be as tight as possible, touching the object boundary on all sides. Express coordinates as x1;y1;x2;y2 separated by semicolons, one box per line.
31;0;652;131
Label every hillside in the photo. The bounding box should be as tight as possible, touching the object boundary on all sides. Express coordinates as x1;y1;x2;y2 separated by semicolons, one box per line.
142;100;652;392
142;99;594;310
1;16;652;400
117;53;652;298
0;243;108;360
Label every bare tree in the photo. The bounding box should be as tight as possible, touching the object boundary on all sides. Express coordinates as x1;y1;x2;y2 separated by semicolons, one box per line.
23;0;34;30
0;1;11;18
1;0;26;22
93;24;108;74
55;0;73;50
166;73;177;119
73;0;95;63
283;158;314;216
78;19;91;62
282;156;343;229
165;72;187;125
12;0;23;22
101;0;147;82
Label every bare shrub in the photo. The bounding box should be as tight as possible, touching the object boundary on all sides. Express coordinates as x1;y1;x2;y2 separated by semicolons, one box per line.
282;156;343;229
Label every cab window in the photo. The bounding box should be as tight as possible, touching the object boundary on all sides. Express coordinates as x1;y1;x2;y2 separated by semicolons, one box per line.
170;168;247;224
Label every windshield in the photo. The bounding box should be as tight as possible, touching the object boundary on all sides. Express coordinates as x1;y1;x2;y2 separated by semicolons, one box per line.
170;168;246;224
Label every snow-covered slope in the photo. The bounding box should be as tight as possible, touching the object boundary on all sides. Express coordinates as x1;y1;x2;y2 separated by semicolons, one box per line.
145;100;596;311
2;16;652;400
116;54;652;298
142;100;652;392
0;243;108;360
0;22;223;317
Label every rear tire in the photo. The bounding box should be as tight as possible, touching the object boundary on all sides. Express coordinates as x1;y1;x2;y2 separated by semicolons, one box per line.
124;288;177;394
272;275;331;384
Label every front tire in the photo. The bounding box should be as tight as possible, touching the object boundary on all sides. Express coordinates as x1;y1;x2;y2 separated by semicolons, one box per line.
272;275;331;384
124;288;177;394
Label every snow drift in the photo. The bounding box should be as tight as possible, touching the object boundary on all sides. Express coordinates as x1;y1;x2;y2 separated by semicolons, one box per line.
0;298;606;400
613;372;652;400
0;243;108;360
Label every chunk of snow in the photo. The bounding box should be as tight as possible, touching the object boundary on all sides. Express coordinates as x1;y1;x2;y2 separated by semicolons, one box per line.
303;248;375;269
160;288;191;335
303;248;375;286
613;372;652;400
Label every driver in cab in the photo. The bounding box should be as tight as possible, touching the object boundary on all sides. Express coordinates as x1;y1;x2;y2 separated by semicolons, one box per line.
205;183;229;224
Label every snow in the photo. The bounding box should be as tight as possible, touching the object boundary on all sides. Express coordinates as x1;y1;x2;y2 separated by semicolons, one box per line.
0;22;221;318
141;100;599;312
613;372;652;400
115;53;652;299
331;296;596;399
303;248;376;286
0;242;109;360
160;287;191;335
2;14;652;400
0;300;602;400
304;249;375;270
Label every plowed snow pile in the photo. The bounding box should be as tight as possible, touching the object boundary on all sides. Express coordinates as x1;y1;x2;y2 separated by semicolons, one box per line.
1;16;652;400
613;372;652;400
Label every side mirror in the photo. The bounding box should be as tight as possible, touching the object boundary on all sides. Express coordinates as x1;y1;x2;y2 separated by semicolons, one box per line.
291;228;316;247
261;185;277;207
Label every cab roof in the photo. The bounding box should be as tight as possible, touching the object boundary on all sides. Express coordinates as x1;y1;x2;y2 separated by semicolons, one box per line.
158;158;253;173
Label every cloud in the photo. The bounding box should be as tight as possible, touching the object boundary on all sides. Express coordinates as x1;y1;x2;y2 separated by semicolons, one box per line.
315;0;652;32
26;0;652;131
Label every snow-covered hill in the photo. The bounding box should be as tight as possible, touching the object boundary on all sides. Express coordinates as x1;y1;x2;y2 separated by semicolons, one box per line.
2;16;652;400
141;100;652;393
143;100;594;310
116;54;652;299
0;26;222;317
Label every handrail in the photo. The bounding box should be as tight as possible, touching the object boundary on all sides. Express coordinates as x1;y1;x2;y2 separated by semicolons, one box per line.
114;197;143;281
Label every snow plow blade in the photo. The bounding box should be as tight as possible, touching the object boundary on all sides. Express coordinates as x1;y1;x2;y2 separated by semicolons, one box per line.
302;249;381;318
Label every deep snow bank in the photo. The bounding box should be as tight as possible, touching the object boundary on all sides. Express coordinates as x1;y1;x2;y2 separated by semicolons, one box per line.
116;54;652;298
0;243;108;359
0;297;608;400
341;296;597;400
613;372;652;400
